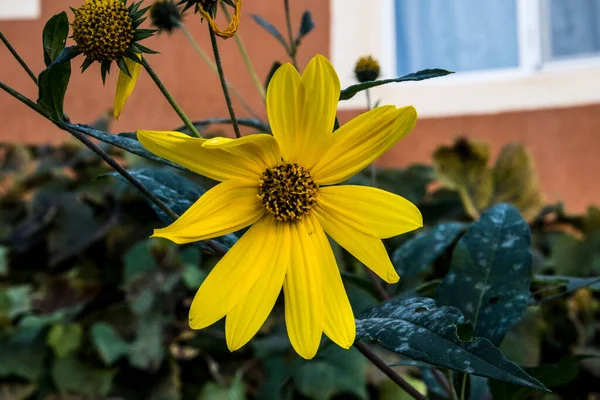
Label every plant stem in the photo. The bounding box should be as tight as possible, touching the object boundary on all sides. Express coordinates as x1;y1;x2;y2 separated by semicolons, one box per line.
178;22;260;120
432;368;454;398
460;374;468;400
366;89;377;187
283;0;298;68
219;3;266;101
447;370;460;400
0;81;47;117
141;56;201;138
354;342;426;400
60;124;179;221
0;32;38;84
208;26;241;139
366;269;390;300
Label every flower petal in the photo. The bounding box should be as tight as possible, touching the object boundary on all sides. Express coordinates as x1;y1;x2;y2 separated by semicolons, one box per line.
314;204;399;284
138;131;280;182
311;105;417;185
189;216;276;329
266;63;301;161
308;215;355;349
152;179;263;244
288;55;340;168
318;185;422;239
113;56;141;120
283;218;325;359
225;218;289;351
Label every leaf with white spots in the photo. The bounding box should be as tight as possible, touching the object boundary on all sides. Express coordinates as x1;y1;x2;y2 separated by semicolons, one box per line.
436;203;532;346
392;222;467;277
356;297;546;391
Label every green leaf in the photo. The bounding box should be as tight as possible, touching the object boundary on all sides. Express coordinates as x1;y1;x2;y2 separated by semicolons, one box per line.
0;285;32;320
0;333;46;380
340;69;453;100
392;222;466;277
295;11;315;44
293;346;368;400
199;371;246;400
47;323;83;357
250;15;290;53
42;12;69;66
0;246;8;277
37;47;77;121
432;138;493;219
264;61;282;91
182;264;207;289
107;168;238;252
51;356;115;396
436;203;532;346
356;297;546;390
128;314;166;371
91;322;129;365
123;239;159;286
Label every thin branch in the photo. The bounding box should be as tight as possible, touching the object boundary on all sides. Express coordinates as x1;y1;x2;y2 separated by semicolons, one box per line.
0;32;38;84
0;81;47;117
283;0;298;68
208;26;241;138
141;56;202;138
176;117;271;134
354;341;426;400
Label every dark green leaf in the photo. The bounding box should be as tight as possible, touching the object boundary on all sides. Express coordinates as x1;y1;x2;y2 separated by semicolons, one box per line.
37;49;72;121
356;297;546;390
106;168;238;252
51;356;115;396
0;333;46;380
128;314;166;371
340;69;453;101
199;371;245;400
392;222;466;277
293;346;368;400
265;61;282;91
250;15;290;53
0;285;32;319
436;203;532;346
295;11;315;44
91;322;129;365
42;12;69;66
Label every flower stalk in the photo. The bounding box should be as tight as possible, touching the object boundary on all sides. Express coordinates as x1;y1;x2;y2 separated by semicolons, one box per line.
0;33;37;84
141;56;202;138
220;2;266;101
208;26;241;138
283;0;298;68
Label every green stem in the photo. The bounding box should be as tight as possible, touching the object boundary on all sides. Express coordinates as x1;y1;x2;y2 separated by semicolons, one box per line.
60;123;179;221
0;81;46;117
447;370;460;400
366;89;377;187
178;22;260;120
220;3;266;100
354;342;427;400
460;374;468;400
141;56;201;138
208;26;241;139
283;0;298;68
0;32;38;84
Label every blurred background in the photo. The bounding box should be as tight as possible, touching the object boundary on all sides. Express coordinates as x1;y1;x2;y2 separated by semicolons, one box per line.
1;0;599;213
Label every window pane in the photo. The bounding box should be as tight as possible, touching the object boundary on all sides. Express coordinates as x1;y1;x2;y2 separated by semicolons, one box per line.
547;0;600;59
395;0;519;75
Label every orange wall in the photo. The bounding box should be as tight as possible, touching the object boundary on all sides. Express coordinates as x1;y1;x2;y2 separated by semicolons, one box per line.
1;1;600;212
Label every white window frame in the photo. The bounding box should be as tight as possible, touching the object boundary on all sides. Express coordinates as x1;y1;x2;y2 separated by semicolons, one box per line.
331;0;600;117
0;0;40;20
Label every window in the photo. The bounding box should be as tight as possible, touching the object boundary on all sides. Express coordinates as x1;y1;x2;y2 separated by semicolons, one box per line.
545;0;600;60
331;0;600;116
395;0;520;75
0;0;40;20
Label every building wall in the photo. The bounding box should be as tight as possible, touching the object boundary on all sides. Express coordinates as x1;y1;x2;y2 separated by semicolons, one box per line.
1;1;599;212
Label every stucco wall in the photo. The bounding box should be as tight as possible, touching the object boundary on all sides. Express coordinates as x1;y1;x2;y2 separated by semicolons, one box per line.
1;1;599;212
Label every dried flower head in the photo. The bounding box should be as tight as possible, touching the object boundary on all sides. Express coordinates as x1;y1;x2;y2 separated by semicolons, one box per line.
354;55;381;83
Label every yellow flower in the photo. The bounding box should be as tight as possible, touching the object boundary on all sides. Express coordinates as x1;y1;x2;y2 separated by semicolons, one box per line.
70;0;155;119
137;55;422;359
